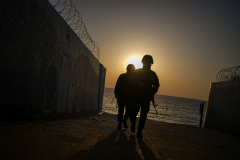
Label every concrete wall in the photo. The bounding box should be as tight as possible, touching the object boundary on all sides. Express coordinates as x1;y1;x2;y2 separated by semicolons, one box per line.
203;80;240;135
0;0;106;121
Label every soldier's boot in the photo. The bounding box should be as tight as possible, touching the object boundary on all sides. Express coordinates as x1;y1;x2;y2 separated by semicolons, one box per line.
117;122;122;130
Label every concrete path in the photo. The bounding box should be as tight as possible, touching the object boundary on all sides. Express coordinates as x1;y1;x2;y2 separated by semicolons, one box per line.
0;113;240;160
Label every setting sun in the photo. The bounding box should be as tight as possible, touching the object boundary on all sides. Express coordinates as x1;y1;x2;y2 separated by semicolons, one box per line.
125;56;143;70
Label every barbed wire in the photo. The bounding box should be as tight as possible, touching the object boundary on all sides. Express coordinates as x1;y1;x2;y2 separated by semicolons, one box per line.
49;0;100;60
216;65;240;82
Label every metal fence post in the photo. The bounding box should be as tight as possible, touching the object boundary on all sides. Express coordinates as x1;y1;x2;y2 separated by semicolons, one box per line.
199;102;204;128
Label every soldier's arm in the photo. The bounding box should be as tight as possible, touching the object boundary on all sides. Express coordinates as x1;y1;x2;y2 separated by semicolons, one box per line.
114;74;123;99
152;72;160;94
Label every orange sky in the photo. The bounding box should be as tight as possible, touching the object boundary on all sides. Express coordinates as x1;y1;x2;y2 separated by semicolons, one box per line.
50;0;240;101
100;43;213;101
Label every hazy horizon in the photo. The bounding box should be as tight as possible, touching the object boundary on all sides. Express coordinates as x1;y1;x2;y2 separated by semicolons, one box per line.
104;87;207;101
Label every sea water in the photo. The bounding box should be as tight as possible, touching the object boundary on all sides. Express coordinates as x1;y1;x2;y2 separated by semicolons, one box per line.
102;88;207;127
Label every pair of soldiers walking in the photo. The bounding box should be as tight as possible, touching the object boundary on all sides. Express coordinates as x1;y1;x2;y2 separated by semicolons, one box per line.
114;55;160;138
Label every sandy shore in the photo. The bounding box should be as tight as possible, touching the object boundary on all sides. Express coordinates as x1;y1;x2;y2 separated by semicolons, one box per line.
0;113;240;160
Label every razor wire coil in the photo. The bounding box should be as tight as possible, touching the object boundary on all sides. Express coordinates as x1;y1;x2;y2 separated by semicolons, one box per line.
217;65;240;82
49;0;100;60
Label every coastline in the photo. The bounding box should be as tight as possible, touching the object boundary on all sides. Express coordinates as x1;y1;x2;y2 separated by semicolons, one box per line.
101;111;200;127
103;88;207;127
1;113;240;159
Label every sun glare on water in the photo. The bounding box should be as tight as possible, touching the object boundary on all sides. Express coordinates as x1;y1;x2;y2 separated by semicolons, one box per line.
125;56;143;70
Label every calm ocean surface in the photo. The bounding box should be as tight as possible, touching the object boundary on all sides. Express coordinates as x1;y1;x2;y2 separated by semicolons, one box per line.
102;88;207;127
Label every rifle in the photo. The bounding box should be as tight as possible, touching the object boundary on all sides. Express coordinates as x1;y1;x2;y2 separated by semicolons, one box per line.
151;94;158;115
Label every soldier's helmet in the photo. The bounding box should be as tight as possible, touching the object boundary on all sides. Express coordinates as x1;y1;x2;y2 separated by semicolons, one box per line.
126;64;135;71
142;55;153;64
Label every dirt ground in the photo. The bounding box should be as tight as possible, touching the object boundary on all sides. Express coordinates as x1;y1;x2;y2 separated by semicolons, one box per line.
0;113;240;160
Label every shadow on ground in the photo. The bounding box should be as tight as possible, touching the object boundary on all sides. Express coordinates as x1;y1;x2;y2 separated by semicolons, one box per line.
66;130;157;160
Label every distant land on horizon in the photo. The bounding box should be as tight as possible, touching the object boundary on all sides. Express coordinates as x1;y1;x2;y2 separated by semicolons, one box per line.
104;87;207;101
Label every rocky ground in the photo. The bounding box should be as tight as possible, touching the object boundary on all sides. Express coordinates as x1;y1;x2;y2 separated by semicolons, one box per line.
0;113;240;160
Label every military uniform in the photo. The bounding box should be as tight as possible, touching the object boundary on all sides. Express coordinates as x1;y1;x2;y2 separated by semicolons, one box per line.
114;72;133;124
130;65;160;132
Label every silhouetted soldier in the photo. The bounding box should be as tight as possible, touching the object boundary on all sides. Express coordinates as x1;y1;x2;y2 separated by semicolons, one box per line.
114;64;135;130
130;55;160;138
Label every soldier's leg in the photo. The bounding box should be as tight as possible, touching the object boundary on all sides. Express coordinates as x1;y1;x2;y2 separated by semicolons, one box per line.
117;100;125;122
123;101;130;121
117;100;125;129
129;101;140;133
122;101;131;128
137;99;150;138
